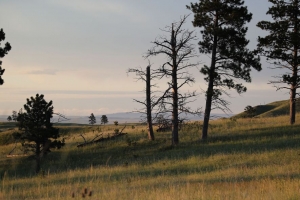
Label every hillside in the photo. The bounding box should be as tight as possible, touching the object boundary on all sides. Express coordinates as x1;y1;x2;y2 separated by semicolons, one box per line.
234;98;300;118
1;115;300;199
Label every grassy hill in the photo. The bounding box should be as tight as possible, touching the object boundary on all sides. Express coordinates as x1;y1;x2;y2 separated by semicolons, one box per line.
0;116;300;199
234;98;300;118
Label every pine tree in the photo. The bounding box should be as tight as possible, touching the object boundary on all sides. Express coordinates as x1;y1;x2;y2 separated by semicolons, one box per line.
101;115;108;125
13;94;65;173
0;28;12;85
188;0;261;139
257;0;300;125
88;113;96;125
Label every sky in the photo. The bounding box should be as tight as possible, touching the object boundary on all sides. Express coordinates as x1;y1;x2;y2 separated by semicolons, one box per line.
0;0;289;117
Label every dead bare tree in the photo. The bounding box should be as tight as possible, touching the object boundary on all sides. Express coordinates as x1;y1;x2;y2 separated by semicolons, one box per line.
127;65;159;140
146;15;201;145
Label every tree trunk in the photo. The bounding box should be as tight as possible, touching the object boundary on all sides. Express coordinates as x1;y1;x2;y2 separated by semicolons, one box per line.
202;13;218;140
146;66;155;140
35;142;41;174
171;24;179;145
291;2;298;125
202;86;213;139
290;86;296;125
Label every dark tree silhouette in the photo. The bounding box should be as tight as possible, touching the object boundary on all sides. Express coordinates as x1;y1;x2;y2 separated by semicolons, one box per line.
0;28;12;85
244;105;256;118
13;94;65;173
257;0;300;125
188;0;261;139
7;116;12;122
127;65;160;140
11;110;18;122
101;115;108;125
146;15;200;145
88;113;96;125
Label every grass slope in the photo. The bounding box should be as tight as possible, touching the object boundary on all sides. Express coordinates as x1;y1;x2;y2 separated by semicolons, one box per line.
234;98;300;118
0;117;300;199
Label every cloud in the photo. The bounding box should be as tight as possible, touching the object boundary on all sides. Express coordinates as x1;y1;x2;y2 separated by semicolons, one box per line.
26;69;58;75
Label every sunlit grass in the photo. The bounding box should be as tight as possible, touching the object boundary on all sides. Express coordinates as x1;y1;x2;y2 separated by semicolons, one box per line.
0;115;300;199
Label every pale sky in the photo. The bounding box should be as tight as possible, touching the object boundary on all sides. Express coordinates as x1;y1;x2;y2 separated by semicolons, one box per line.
0;0;288;117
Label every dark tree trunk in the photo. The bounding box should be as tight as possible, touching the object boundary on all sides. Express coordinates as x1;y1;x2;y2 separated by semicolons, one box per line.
291;1;298;125
35;142;41;174
172;69;179;145
146;66;155;140
290;85;296;125
171;25;179;145
202;14;218;140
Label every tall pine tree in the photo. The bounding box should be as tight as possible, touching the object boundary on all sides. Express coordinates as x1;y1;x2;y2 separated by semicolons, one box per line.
257;0;300;125
188;0;261;139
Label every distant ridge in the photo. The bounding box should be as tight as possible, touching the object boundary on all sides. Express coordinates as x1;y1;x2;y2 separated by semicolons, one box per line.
0;112;232;124
233;98;300;118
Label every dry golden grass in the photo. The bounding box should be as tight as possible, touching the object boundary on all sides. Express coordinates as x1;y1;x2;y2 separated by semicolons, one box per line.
0;115;300;199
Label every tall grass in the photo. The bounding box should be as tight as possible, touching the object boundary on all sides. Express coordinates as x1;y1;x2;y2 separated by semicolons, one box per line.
0;115;300;199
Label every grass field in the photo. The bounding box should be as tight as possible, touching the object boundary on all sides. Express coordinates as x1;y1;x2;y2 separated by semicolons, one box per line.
0;115;300;199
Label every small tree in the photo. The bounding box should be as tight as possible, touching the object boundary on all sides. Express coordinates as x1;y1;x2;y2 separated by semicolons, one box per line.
244;105;256;118
11;110;18;122
114;121;118;126
7;116;12;122
101;115;108;125
13;94;65;174
257;0;300;125
0;28;12;85
88;113;96;125
188;0;261;139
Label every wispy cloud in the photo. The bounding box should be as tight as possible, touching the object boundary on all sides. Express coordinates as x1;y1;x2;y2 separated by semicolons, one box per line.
26;69;58;75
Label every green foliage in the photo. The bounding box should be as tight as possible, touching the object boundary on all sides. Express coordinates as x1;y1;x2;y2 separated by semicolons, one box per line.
88;113;96;125
101;115;108;125
0;28;11;85
13;94;65;173
188;0;261;104
188;0;261;139
257;0;300;68
114;121;118;126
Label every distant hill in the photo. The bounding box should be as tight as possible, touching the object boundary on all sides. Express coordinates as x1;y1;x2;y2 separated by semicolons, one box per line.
0;112;232;124
234;98;300;118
